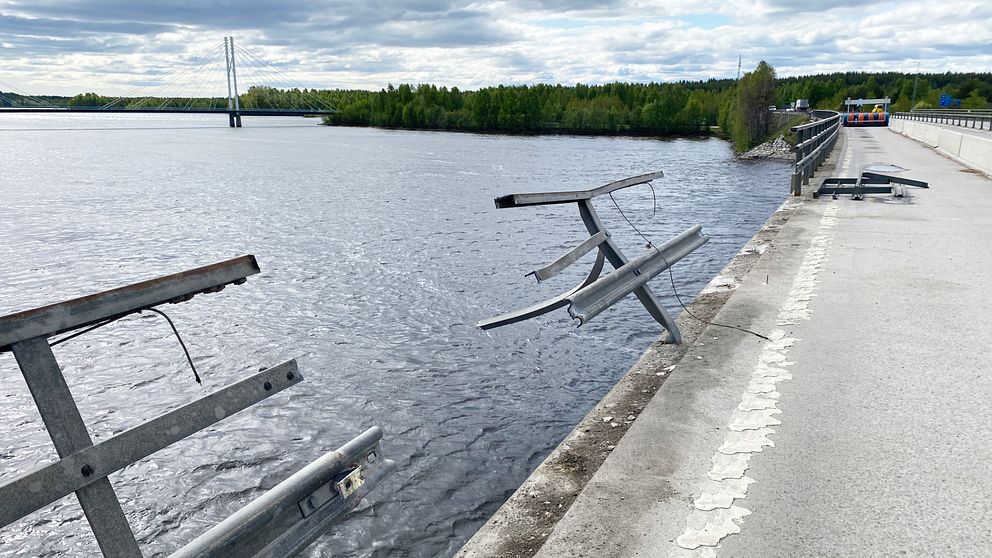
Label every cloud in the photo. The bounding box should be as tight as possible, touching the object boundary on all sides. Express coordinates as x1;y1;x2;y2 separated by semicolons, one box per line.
0;0;988;96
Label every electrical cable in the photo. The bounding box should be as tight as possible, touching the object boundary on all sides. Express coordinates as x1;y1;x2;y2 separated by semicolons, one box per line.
48;307;203;384
607;187;770;342
141;308;201;384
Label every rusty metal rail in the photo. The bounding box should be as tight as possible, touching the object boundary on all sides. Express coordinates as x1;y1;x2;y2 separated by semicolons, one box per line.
479;172;709;343
0;256;392;557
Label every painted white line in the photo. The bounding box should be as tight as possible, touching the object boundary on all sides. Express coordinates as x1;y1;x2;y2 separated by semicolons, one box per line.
671;204;840;555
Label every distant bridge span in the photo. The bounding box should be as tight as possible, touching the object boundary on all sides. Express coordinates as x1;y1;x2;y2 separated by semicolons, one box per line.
0;107;335;118
0;37;337;127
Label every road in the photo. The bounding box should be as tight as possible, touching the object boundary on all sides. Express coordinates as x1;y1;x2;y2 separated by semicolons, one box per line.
531;126;992;557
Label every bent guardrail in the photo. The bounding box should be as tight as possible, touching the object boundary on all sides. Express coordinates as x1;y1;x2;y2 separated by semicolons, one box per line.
892;109;992;131
814;164;930;200
0;256;392;557
478;172;709;344
791;111;841;196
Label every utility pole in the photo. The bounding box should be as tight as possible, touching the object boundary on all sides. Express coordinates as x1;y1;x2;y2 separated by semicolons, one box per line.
911;61;921;111
736;54;742;81
229;36;242;127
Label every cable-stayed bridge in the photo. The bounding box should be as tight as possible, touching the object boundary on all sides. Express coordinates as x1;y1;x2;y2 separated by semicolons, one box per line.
0;37;336;127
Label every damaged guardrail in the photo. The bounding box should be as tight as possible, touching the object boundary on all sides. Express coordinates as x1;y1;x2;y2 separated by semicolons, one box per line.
814;164;930;200
0;255;392;557
478;172;709;344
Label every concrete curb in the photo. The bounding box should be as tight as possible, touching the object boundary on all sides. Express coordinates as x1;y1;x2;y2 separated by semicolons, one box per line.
455;140;844;558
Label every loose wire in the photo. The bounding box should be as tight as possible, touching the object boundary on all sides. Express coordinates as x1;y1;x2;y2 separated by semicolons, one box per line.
49;307;202;384
607;188;770;342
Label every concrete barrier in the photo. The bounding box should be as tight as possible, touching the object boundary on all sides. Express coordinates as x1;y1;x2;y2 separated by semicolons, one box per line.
959;134;992;175
938;129;964;157
892;119;992;176
923;124;941;147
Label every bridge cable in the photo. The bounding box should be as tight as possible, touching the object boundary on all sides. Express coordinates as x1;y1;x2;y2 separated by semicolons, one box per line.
234;44;335;112
226;41;336;113
99;41;225;110
98;41;223;109
0;79;61;108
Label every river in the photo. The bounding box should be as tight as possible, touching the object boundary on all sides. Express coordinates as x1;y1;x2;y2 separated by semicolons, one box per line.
0;114;788;557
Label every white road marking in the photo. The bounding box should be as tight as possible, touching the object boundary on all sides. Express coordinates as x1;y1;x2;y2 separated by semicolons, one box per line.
672;204;840;554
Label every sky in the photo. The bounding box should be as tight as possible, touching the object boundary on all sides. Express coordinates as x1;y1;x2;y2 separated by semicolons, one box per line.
1;0;990;96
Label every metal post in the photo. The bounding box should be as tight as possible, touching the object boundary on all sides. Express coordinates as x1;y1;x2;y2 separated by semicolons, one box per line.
576;200;682;343
229;36;242;127
224;37;235;127
10;338;141;557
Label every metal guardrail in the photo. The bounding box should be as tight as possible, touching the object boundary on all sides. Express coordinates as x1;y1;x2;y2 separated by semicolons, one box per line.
0;256;392;557
814;167;930;200
478;172;709;344
790;111;841;196
892;109;992;131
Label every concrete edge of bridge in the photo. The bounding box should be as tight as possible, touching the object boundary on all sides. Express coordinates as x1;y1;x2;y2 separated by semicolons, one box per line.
888;118;992;178
454;140;845;558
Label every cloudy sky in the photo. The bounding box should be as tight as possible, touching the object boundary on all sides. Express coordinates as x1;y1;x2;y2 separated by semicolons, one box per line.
1;0;990;96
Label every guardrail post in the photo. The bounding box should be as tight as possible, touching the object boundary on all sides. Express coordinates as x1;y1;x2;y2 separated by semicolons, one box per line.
11;338;142;557
0;256;392;558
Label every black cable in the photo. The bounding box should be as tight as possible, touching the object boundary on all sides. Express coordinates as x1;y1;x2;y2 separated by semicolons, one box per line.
607;189;770;342
49;317;119;347
48;307;203;384
141;308;202;384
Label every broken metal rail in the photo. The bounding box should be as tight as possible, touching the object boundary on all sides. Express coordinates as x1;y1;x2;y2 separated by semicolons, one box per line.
0;255;392;557
478;172;709;344
814;170;929;200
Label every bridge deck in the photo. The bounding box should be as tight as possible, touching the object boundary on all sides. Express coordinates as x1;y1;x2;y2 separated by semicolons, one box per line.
460;126;992;557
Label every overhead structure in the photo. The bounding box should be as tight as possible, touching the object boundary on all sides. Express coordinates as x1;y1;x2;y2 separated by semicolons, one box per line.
478;172;709;344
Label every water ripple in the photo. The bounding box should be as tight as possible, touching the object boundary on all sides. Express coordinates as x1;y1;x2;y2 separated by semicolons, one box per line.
0;116;788;557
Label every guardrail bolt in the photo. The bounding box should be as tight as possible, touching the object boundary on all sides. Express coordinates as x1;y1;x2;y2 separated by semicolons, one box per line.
286;371;295;380
306;497;316;510
367;451;377;464
80;464;94;477
263;381;273;391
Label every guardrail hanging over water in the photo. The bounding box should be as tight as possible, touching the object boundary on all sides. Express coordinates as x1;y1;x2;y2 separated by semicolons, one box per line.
477;172;709;344
0;256;393;558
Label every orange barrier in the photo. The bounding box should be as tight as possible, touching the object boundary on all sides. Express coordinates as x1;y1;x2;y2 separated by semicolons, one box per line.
843;111;889;127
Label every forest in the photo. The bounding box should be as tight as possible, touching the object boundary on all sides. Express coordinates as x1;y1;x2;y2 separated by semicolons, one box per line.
3;70;990;150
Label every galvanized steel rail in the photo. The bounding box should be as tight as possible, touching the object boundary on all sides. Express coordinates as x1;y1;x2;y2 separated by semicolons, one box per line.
892;109;992;131
479;172;709;344
791;111;841;196
0;256;392;557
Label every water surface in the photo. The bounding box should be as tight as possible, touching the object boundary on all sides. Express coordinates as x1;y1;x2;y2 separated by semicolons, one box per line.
0;114;789;557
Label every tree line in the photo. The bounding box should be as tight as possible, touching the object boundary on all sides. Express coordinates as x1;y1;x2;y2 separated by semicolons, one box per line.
4;69;989;151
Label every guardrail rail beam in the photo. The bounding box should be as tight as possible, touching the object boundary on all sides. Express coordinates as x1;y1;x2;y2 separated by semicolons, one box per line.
479;172;709;344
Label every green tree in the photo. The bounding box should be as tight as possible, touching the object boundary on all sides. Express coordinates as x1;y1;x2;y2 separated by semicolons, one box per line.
728;61;777;151
68;92;113;108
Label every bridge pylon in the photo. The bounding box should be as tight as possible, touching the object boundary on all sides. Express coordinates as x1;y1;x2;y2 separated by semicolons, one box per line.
224;36;242;128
